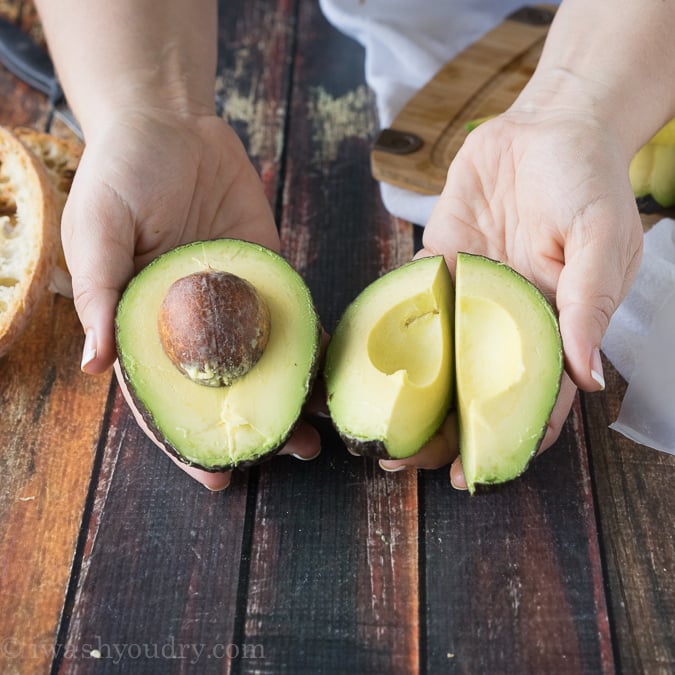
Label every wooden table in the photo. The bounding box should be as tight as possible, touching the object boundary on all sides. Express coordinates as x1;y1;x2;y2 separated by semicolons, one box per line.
1;2;674;673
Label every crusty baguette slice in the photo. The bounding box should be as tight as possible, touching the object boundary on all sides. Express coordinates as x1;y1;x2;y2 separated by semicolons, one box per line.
0;125;60;358
12;127;83;298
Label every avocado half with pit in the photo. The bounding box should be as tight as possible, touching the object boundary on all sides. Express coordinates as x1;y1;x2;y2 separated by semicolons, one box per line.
455;253;563;494
115;238;321;471
324;255;454;459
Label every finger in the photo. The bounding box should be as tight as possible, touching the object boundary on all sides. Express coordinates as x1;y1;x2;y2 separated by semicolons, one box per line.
412;247;436;261
169;455;232;491
303;329;330;417
378;411;459;472
304;376;329;417
278;420;322;461
63;183;136;374
76;283;127;375
539;372;577;453
449;457;467;490
556;208;642;392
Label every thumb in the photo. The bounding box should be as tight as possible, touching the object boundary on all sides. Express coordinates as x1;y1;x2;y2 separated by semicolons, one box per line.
556;219;642;392
62;189;136;374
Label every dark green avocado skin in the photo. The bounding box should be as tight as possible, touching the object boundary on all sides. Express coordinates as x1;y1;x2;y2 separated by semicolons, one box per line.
338;435;391;461
636;195;675;214
336;422;443;462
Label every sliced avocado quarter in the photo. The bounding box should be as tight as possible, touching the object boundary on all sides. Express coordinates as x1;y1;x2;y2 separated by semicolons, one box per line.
455;253;563;494
115;238;321;472
324;255;454;459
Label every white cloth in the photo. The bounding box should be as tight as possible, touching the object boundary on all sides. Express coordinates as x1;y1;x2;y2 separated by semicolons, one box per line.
321;0;675;454
603;219;675;454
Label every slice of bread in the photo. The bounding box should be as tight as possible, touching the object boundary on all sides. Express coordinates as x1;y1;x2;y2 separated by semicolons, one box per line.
12;127;83;298
0;125;60;358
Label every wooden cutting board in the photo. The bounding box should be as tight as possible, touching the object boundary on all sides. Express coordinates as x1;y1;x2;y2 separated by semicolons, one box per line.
370;5;555;196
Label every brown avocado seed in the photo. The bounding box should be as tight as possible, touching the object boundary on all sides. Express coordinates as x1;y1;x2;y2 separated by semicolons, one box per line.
158;270;271;386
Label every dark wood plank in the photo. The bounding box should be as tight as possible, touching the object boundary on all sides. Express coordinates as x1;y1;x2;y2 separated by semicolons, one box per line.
421;397;614;673
239;443;420;675
53;391;252;675
214;0;294;204
584;359;675;674
46;1;301;673
236;2;420;673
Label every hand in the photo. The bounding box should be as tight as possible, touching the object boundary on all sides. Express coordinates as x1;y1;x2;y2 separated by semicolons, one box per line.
379;108;644;487
64;110;322;489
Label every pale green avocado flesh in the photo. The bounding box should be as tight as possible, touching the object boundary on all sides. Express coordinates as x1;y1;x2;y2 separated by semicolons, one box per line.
115;239;320;471
325;255;454;459
455;253;563;494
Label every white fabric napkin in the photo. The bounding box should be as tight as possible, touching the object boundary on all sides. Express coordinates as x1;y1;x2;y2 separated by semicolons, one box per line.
603;219;675;454
320;0;675;454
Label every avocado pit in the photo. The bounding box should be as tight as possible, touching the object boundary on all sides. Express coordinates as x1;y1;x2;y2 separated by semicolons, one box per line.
157;270;271;387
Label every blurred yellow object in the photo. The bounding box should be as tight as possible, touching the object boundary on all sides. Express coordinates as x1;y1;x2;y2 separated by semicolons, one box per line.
629;119;675;207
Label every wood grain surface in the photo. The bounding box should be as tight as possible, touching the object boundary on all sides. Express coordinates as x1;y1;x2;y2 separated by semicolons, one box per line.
0;2;673;674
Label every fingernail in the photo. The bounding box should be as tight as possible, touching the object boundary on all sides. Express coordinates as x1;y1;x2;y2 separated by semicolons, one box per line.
450;476;468;491
590;347;605;390
81;329;97;372
378;460;407;473
450;466;468;490
291;447;322;462
204;479;231;492
346;447;361;457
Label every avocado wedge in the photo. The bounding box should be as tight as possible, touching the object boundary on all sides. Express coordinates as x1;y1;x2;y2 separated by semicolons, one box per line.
455;253;563;493
324;255;454;459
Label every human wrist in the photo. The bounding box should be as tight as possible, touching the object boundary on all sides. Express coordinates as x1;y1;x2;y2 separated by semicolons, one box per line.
35;0;218;140
510;66;649;164
513;0;675;163
75;71;215;141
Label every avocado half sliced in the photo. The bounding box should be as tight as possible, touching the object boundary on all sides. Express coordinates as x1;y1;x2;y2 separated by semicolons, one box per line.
115;239;321;472
324;255;454;459
455;253;563;493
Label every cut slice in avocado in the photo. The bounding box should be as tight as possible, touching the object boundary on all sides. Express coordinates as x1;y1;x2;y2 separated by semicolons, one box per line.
115;239;321;472
455;253;563;494
324;255;454;459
